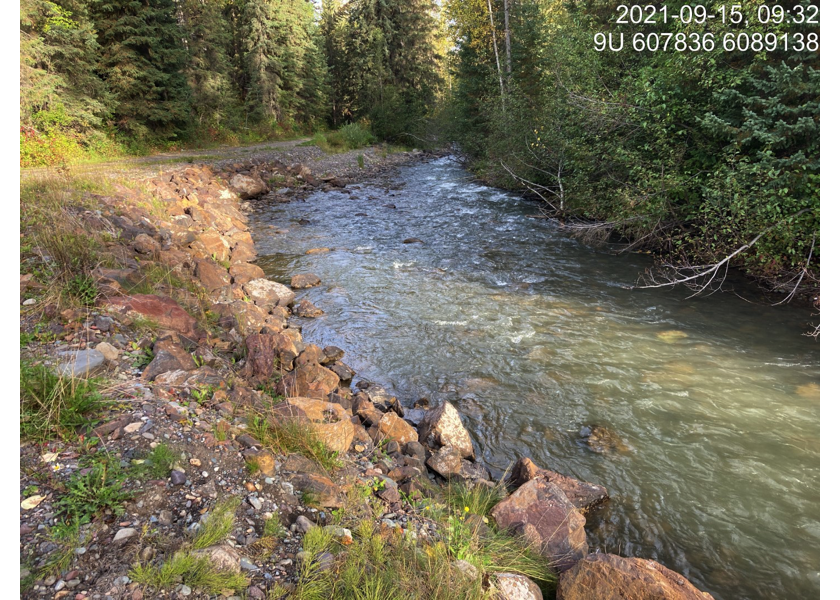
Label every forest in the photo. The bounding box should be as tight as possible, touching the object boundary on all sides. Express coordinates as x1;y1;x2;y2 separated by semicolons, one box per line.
20;0;820;297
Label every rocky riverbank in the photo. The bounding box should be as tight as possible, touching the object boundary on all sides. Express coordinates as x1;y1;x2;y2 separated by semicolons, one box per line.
20;147;714;599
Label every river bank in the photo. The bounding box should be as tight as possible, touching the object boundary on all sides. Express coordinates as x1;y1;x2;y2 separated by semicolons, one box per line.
22;146;720;599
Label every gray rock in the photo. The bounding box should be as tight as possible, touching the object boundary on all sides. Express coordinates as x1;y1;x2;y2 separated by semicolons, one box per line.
58;349;106;378
248;497;263;511
170;470;187;486
22;298;36;306
112;528;137;543
240;557;259;572
494;573;543;600
295;515;315;534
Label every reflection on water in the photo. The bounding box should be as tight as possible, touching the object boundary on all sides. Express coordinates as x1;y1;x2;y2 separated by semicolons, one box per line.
252;157;819;600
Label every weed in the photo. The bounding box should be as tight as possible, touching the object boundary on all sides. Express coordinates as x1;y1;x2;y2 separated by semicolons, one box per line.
55;454;132;524
248;415;342;472
212;422;228;442
264;513;285;538
20;362;107;442
39;519;87;577
131;345;155;369
244;457;260;476
357;154;365;169
64;273;99;306
443;482;505;518
193;497;240;549
191;385;216;405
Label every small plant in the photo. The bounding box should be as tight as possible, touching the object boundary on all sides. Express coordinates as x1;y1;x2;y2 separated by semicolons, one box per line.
193;497;240;549
191;385;216;405
131;345;155;369
64;273;99;306
135;443;178;479
55;454;132;524
356;154;365;169
244;457;260;476
20;362;107;442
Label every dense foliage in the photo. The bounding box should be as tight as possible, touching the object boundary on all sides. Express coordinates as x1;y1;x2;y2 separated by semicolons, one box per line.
442;0;819;296
20;0;442;165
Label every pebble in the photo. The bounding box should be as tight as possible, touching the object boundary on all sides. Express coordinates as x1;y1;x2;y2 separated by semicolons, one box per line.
22;298;37;305
240;558;259;572
248;497;262;511
170;470;187;486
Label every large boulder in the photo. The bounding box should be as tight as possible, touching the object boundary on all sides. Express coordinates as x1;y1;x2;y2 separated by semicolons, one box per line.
243;278;295;310
229;173;268;199
509;458;608;515
229;263;265;285
426;445;463;479
418;402;474;459
555;553;714;600
213;301;270;337
490;479;587;573
194;258;231;291
102;294;202;341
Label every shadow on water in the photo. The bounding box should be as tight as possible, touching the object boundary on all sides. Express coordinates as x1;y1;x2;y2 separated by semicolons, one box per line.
252;157;819;600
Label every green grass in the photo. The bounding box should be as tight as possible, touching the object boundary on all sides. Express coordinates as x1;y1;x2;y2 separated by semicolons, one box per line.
129;496;247;595
248;414;343;472
20;362;108;442
133;444;178;479
193;497;240;549
129;553;247;595
55;454;132;525
304;123;376;154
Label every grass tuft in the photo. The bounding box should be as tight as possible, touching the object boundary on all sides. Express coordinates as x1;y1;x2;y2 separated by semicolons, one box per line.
193;496;240;549
248;414;342;472
130;553;247;594
20;362;107;442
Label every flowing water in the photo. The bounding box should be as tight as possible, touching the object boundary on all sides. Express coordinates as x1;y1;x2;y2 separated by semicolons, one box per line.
252;157;819;599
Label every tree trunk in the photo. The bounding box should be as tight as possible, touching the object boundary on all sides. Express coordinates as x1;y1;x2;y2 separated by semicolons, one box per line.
487;0;505;109
503;0;511;75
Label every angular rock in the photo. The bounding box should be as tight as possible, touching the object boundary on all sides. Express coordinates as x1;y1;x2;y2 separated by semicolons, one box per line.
153;366;224;388
418;402;474;459
102;294;202;341
112;528;137;544
286;397;349;422
244;279;295;310
194;258;231;291
494;573;543;600
213;301;269;337
95;342;120;362
329;361;355;382
277;355;340;400
366;385;402;416
375;412;418;445
254;450;275;476
509;458;608;515
294;299;324;318
321;346;344;364
58;349;105;378
295;515;316;534
290;273;321;289
229;263;266;285
230;174;268;199
197;232;230;262
142;340;196;381
133;234;160;255
490;479;587;573
289;473;343;508
556;553;714;600
426;445;463;479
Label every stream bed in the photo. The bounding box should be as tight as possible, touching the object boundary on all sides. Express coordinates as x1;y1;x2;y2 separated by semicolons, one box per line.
251;156;819;600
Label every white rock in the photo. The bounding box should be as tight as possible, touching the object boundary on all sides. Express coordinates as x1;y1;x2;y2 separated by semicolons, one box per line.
95;342;120;362
113;528;137;543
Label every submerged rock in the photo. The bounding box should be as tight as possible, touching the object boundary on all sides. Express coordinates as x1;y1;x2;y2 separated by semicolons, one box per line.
579;425;629;455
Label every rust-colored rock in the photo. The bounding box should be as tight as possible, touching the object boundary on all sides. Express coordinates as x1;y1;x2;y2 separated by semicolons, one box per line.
375;412;418;445
241;334;279;384
426;445;463;479
101;294;202;341
213;301;269;336
556;553;714;600
509;458;608;515
418;401;474;459
229;262;265;285
276;347;340;399
294;299;324;317
196;231;230;262
194;258;231;291
286;397;350;422
254;450;275;476
490;479;587;573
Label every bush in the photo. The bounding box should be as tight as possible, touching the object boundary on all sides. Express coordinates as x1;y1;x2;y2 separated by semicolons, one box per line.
339;123;375;149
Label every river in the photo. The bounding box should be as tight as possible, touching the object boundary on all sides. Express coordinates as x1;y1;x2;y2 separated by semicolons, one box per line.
251;156;819;600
